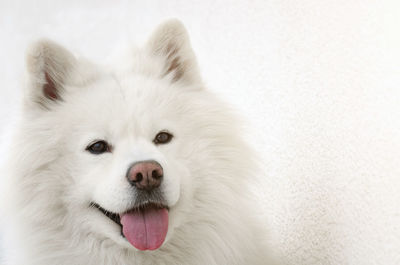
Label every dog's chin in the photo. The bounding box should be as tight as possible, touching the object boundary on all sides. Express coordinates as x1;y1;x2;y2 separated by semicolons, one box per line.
89;202;170;251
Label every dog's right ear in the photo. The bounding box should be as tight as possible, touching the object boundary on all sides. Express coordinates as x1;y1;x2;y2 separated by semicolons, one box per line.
146;19;202;86
25;39;77;109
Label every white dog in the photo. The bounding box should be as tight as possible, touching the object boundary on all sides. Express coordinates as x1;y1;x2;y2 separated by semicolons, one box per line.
1;20;271;265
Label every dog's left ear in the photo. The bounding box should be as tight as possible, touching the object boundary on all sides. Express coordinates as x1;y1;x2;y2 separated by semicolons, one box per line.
25;39;77;109
147;19;202;85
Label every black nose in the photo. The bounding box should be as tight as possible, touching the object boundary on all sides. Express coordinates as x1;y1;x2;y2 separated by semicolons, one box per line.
126;160;163;191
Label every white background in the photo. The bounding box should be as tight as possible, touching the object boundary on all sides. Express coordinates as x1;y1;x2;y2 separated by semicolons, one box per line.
1;1;400;264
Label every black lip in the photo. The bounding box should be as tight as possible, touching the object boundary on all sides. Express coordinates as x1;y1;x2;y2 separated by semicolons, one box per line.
90;201;169;228
90;202;121;226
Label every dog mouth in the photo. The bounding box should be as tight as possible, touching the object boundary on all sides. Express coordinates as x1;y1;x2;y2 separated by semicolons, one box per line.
90;202;169;250
90;202;122;226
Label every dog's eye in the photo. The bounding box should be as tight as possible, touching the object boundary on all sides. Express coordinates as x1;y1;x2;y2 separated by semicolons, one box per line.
86;140;110;154
154;131;173;144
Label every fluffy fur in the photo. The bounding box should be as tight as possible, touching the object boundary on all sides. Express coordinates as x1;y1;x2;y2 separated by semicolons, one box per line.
2;20;270;265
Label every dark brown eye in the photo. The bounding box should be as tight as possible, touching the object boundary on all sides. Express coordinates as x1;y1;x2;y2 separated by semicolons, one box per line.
86;140;110;154
154;131;173;144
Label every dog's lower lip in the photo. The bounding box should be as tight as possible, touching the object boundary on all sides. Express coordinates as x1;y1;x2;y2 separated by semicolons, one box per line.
90;202;169;227
90;202;121;226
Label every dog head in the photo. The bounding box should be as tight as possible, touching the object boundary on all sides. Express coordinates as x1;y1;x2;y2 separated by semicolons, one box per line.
13;20;246;253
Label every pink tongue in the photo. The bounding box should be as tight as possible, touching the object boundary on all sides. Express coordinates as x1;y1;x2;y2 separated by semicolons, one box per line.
120;208;168;250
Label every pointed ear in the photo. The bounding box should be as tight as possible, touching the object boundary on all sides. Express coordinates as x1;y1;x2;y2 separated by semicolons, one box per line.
25;39;77;108
147;19;201;85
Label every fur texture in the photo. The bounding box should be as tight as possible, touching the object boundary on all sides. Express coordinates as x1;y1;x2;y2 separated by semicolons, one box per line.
2;20;270;265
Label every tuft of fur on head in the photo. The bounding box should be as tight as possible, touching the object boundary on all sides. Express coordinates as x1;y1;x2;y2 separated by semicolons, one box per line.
2;19;271;265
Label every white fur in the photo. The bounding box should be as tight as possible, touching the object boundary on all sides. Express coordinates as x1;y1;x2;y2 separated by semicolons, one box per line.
2;20;271;265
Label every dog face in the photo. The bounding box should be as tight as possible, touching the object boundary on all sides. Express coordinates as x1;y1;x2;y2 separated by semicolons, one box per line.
19;20;233;251
59;71;194;250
